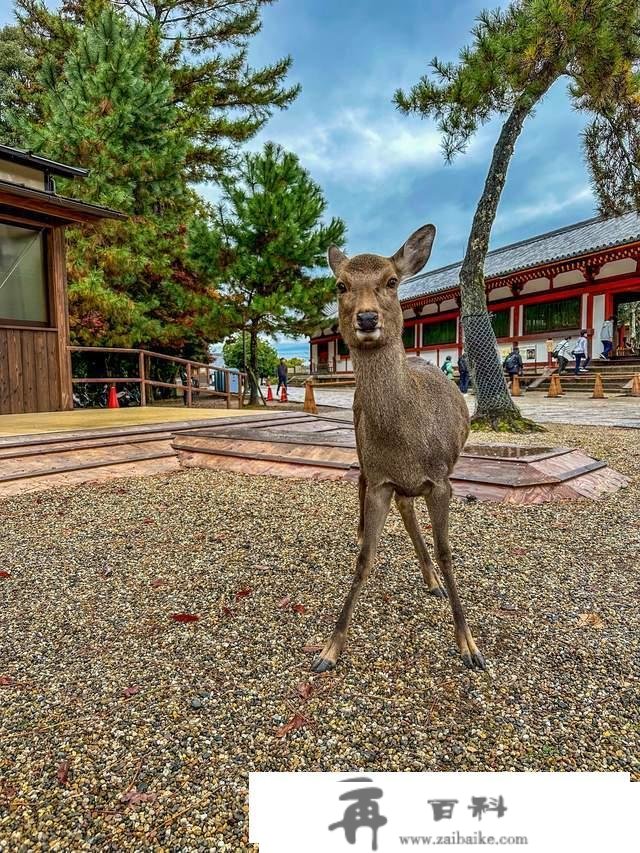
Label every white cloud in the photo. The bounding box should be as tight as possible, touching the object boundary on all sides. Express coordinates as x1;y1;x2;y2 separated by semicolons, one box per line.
255;108;446;181
494;186;594;236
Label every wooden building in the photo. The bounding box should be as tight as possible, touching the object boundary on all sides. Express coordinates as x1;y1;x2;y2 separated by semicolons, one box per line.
310;212;640;372
0;144;125;416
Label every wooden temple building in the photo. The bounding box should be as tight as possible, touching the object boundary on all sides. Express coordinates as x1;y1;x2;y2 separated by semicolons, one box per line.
0;144;125;416
309;212;640;373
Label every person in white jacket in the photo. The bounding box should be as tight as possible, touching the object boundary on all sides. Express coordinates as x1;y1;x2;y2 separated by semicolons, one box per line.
554;336;573;374
572;330;591;375
599;316;615;360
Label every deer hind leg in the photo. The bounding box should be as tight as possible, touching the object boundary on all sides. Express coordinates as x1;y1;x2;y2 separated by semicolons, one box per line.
312;482;393;673
357;472;366;546
425;481;486;671
394;494;447;598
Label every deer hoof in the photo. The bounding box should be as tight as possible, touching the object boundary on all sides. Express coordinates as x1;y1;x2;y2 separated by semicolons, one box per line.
428;586;448;599
311;656;336;673
462;650;487;671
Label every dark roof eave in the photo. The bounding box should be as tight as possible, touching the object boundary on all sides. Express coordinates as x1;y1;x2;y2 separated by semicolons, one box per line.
0;180;127;223
0;144;88;179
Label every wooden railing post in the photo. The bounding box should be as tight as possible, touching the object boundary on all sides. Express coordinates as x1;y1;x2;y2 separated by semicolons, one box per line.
186;362;192;407
226;370;231;409
138;350;146;407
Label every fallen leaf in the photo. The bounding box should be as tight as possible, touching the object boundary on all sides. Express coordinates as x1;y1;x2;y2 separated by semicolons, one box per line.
56;760;70;785
0;676;13;686
235;587;252;600
276;712;310;737
292;603;306;615
577;612;604;629
511;548;527;556
171;613;200;623
303;644;323;654
122;685;141;699
277;596;291;609
150;578;167;589
221;606;235;618
142;518;154;525
0;571;11;579
296;683;313;700
120;789;157;805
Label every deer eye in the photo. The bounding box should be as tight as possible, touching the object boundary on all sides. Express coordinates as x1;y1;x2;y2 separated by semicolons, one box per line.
336;281;347;294
387;277;398;289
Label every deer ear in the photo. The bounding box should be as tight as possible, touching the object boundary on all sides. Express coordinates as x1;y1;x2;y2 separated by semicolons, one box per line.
328;245;348;276
391;224;436;279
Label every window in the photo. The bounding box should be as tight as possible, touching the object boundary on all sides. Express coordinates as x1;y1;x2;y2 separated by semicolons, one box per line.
317;341;329;363
337;337;349;357
402;324;416;349
523;297;581;335
0;222;48;324
421;318;457;346
490;309;510;338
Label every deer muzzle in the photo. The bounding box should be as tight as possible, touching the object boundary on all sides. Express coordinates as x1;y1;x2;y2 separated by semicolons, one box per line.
355;311;381;340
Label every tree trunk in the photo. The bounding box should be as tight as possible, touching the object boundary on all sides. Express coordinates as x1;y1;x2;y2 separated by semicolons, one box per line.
248;325;259;405
460;97;543;429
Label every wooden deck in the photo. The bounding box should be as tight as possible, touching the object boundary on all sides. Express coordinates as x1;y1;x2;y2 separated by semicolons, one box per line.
0;406;251;438
173;412;628;503
0;409;281;497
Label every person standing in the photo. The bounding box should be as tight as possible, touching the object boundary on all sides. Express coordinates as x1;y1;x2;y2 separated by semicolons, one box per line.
573;330;591;374
502;346;523;387
599;315;615;360
276;358;288;394
457;351;470;393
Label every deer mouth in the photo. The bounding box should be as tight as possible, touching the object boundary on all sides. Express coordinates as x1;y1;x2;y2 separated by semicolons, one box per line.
355;327;382;343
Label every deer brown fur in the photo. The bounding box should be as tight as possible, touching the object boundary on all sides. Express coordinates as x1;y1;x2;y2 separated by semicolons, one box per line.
312;224;486;673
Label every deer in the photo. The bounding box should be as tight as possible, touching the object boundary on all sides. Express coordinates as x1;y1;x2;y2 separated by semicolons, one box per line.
311;224;486;673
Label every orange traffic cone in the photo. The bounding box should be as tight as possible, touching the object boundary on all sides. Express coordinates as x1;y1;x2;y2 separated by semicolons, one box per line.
592;373;606;399
266;384;274;402
631;373;640;398
546;374;560;398
511;374;522;397
107;384;119;409
280;385;288;403
303;379;317;414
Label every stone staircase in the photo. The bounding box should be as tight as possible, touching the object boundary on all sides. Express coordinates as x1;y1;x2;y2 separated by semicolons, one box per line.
523;357;640;395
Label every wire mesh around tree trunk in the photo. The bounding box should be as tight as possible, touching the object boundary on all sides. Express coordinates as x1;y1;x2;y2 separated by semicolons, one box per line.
463;312;519;416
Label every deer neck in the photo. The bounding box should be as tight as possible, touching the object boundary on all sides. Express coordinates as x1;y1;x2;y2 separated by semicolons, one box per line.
352;340;412;425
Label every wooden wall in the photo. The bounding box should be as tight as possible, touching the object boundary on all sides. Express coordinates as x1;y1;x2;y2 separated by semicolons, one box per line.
0;327;61;414
0;222;71;416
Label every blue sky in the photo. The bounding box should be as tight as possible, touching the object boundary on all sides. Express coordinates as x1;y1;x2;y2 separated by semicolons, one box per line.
2;1;598;359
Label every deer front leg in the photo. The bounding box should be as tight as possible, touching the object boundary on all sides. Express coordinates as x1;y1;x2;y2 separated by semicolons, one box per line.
357;472;366;546
425;481;486;671
312;482;393;673
394;493;447;598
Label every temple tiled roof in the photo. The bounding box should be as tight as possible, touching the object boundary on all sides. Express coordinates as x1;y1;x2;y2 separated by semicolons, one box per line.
399;210;640;302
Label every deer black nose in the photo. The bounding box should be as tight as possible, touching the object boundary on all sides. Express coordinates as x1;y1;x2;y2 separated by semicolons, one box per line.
356;311;379;331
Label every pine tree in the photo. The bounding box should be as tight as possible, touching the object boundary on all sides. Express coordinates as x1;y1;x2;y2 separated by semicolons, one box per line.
395;0;640;431
583;102;640;216
8;8;219;356
8;0;299;180
189;142;346;403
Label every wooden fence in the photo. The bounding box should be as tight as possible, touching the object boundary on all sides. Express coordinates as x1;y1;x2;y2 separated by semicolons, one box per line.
69;346;245;409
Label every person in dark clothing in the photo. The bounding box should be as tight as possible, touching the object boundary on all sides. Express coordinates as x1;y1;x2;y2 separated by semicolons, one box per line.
503;346;523;388
276;358;288;395
457;352;470;393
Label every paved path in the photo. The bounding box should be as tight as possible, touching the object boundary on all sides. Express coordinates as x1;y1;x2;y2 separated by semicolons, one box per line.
286;386;640;428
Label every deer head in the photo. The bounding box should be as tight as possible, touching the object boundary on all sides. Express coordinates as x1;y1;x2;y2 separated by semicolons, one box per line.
327;224;436;351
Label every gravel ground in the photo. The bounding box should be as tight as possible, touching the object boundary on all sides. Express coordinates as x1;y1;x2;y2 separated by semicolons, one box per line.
1;424;639;851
